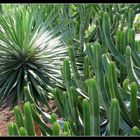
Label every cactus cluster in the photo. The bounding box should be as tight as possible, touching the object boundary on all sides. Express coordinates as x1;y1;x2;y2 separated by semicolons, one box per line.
6;4;140;136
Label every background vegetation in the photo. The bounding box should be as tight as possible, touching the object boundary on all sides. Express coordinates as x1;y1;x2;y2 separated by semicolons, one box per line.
0;3;140;136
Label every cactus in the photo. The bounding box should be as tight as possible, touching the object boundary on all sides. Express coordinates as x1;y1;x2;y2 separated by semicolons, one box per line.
6;4;140;136
52;122;60;136
68;87;79;123
125;46;140;88
68;46;84;91
51;113;57;124
92;42;110;113
130;82;139;126
127;29;140;67
62;92;71;120
63;121;73;136
24;85;35;104
30;103;53;135
108;62;130;123
62;58;72;89
19;127;27;136
131;126;140;136
127;8;134;29
116;30;127;85
102;12;125;65
87;79;100;135
82;99;90;135
109;98;120;136
24;102;36;136
102;10;140;78
8;122;19;136
14;106;24;129
111;13;120;36
53;88;64;116
37;86;51;112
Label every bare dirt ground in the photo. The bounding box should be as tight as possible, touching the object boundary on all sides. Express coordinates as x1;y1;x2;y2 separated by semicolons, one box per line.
0;97;15;136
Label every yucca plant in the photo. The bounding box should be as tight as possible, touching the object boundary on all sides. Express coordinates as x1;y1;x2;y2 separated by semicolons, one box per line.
0;6;68;107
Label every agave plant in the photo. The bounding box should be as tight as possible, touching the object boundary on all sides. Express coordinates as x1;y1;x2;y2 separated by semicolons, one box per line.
0;6;68;107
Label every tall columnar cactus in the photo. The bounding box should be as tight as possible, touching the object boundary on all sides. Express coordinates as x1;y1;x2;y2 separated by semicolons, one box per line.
30;103;53;135
51;113;57;124
87;79;100;135
8;99;78;136
116;30;127;86
108;62;130;123
127;29;140;67
127;8;134;29
24;102;36;136
102;10;140;78
92;42;110;113
8;122;19;136
7;4;140;136
82;99;90;135
68;87;79;127
130;82;139;126
102;12;125;65
62;58;72;90
52;122;60;136
125;46;140;89
63;121;73;136
68;46;85;92
14;106;24;129
109;98;120;136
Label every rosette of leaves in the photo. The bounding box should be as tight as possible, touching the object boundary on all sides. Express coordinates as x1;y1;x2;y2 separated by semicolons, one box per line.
0;7;68;107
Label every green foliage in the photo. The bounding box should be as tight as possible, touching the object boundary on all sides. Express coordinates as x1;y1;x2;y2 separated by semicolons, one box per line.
131;126;140;136
109;98;120;136
0;6;68;106
24;102;36;136
87;79;100;135
14;106;24;128
4;3;140;137
82;99;90;135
